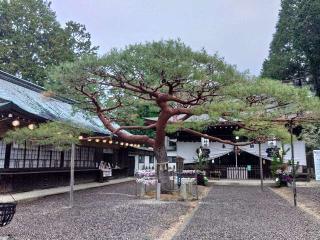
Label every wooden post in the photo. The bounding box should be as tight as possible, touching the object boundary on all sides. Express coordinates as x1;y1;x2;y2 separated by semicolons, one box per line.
4;143;12;169
259;142;263;191
69;143;75;208
290;122;297;207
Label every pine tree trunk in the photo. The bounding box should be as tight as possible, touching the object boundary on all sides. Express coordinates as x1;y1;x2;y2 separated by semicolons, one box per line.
154;144;171;192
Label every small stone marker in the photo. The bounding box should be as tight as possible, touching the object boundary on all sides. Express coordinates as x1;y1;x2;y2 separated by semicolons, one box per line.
180;183;187;200
138;182;145;197
156;183;161;200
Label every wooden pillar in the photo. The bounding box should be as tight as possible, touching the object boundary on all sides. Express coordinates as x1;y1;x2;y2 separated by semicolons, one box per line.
36;146;40;168
69;143;75;208
290;122;297;207
23;141;27;168
49;150;53;168
4;143;12;169
60;151;65;168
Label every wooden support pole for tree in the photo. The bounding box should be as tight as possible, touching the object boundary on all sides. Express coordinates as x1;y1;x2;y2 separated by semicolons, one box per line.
69;143;75;208
259;142;264;191
290;122;297;207
235;146;238;168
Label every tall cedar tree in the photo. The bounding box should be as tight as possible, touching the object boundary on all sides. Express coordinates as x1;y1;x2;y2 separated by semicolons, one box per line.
261;0;306;82
294;0;320;97
0;0;98;86
262;0;320;97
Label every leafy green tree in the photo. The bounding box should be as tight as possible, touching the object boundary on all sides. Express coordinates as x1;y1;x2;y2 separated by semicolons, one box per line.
47;40;320;189
0;0;97;86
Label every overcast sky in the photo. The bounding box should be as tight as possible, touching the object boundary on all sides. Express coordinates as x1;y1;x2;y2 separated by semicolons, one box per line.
51;0;281;76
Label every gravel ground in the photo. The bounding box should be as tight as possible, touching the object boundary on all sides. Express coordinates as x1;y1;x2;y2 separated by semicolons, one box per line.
1;181;190;240
274;186;320;218
174;185;320;240
295;186;320;215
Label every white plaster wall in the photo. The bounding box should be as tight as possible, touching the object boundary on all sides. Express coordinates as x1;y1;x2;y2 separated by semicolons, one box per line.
176;142;201;164
283;141;306;166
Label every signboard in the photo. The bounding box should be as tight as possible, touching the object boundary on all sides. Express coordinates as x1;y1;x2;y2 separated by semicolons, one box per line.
103;169;112;177
247;165;252;171
201;137;210;147
314;150;320;181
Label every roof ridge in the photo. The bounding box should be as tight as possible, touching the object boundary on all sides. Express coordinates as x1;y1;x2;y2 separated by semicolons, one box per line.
0;70;74;104
0;70;46;92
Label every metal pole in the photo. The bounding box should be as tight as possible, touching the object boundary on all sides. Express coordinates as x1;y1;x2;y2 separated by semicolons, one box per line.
290;122;297;207
70;143;75;208
259;142;263;191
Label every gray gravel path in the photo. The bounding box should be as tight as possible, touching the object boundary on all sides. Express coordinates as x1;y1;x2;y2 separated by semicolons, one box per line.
174;185;320;240
1;181;190;240
296;186;320;204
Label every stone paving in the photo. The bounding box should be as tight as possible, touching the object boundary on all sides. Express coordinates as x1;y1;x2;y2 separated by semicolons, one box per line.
174;185;320;240
1;181;190;240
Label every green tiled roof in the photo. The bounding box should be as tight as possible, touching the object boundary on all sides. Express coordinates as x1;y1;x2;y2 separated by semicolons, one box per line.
0;70;111;134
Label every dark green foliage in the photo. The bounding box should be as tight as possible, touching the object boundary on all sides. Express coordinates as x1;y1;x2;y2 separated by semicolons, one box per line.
262;0;306;82
0;0;97;86
294;0;320;96
270;144;289;177
300;123;320;149
128;102;159;137
262;0;320;96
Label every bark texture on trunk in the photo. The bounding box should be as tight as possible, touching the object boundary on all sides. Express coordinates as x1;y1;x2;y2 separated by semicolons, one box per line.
153;106;172;192
154;145;171;192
